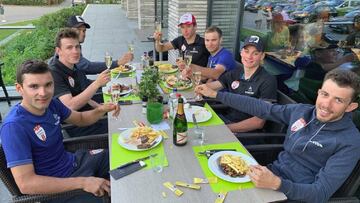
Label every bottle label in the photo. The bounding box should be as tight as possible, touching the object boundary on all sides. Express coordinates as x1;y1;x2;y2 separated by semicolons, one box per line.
176;132;187;144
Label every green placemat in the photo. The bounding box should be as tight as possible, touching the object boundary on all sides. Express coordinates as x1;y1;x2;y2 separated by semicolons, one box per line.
111;133;168;170
187;104;224;128
193;142;255;193
103;93;141;103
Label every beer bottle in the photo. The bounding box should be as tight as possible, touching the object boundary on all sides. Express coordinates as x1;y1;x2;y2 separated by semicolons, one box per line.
173;96;187;146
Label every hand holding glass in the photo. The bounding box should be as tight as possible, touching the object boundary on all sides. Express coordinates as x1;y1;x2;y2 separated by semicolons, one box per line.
193;71;203;101
105;51;112;69
128;41;135;55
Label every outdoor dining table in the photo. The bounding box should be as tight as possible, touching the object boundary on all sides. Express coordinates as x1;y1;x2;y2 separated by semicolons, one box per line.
106;65;287;203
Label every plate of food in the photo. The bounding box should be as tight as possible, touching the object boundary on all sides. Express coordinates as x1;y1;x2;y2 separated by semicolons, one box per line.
157;63;178;74
103;83;132;96
208;151;257;183
118;126;162;151
111;64;136;74
164;75;192;90
184;106;212;123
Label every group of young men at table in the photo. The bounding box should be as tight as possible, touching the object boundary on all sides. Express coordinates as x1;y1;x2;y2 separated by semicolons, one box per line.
0;12;359;203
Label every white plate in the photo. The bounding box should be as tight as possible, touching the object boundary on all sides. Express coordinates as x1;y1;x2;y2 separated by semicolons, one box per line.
184;106;212;123
103;84;133;96
111;64;136;74
208;151;258;183
117;128;162;151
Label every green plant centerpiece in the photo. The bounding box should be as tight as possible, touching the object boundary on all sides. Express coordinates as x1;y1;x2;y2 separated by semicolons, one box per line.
138;67;164;124
137;67;160;102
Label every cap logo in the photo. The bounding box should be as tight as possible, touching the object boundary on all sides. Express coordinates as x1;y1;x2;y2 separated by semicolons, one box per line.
249;36;259;43
75;16;85;23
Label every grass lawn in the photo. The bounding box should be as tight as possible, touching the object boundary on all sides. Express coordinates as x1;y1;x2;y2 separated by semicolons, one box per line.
0;19;38;41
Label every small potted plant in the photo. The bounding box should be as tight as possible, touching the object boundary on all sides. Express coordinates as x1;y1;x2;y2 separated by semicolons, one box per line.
137;68;163;124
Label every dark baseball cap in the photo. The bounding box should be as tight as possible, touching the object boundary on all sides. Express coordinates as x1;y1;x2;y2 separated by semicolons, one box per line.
66;15;90;28
242;35;265;52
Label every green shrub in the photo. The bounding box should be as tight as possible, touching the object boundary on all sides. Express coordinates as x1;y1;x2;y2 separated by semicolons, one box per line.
0;6;85;85
2;0;65;6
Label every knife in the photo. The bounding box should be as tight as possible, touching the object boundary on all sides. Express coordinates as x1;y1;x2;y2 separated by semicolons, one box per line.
198;149;237;155
116;154;157;169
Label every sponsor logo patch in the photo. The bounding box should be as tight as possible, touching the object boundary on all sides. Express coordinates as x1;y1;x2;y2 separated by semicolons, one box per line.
291;118;306;132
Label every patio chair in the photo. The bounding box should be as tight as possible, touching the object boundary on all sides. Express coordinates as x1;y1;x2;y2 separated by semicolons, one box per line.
246;141;360;203
0;61;11;106
0;134;110;203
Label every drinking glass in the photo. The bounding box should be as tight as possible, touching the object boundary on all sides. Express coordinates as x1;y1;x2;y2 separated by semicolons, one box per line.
128;40;135;54
192;127;205;146
149;151;165;173
155;21;162;33
105;51;112;69
192;71;203;101
184;50;192;68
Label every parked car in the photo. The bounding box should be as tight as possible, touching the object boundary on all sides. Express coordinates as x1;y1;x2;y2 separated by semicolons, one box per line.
291;2;338;23
72;0;86;6
335;0;360;16
245;0;259;12
329;9;360;33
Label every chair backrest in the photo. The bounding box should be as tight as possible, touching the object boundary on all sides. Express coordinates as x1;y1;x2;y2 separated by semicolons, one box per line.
333;160;360;198
0;145;22;197
263;90;297;133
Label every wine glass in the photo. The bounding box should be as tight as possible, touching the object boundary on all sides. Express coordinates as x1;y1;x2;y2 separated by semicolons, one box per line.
184;50;192;68
192;71;202;101
128;40;135;54
105;51;112;69
155;21;162;33
110;83;120;120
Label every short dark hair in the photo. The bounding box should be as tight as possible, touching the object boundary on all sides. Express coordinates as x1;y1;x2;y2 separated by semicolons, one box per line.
16;60;50;85
323;69;360;101
205;26;222;38
55;28;79;48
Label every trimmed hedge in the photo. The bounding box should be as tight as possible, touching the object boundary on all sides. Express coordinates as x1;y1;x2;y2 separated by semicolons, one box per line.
2;0;65;6
0;5;85;85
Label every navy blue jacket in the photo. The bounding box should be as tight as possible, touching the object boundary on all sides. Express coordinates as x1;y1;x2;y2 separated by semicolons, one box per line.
217;92;360;203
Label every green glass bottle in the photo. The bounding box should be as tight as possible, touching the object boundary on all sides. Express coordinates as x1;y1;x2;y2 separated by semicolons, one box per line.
173;97;187;146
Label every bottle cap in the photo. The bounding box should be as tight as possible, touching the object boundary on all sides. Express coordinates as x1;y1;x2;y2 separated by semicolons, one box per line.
176;93;181;98
172;88;177;92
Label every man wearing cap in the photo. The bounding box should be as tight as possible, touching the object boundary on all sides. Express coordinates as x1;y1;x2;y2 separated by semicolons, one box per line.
153;13;210;67
196;35;277;133
50;28;113;137
182;26;237;81
346;14;360;48
49;15;133;75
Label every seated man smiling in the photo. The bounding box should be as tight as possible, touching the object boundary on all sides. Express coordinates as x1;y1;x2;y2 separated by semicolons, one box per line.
0;60;120;202
195;69;360;202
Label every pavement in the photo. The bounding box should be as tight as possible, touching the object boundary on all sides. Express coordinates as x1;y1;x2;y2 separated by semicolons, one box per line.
0;3;154;201
0;0;73;25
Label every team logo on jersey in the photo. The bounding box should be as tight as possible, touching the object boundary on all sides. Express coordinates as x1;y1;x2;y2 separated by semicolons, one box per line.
245;86;254;95
34;124;46;142
190;47;198;54
89;149;104;155
291;118;306;132
53;114;60;125
231;81;240;89
181;44;186;52
68;76;75;87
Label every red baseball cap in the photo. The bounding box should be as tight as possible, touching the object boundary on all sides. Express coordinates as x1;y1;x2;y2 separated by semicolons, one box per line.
178;13;197;26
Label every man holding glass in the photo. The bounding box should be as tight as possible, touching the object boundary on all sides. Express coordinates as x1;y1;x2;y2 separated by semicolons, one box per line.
196;36;277;133
49;15;133;75
49;28;114;137
153;13;210;67
182;26;237;82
